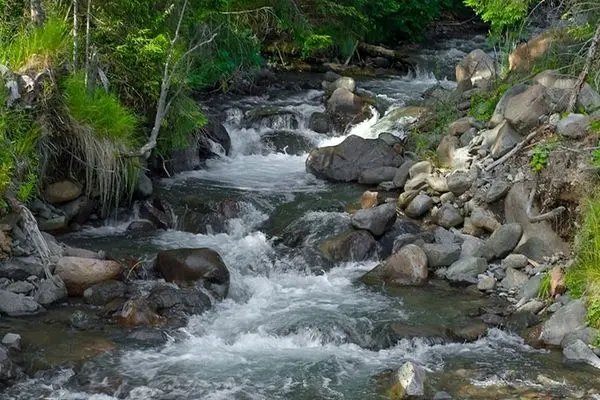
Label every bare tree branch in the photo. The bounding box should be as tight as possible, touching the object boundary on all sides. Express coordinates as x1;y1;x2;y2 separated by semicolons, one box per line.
567;23;600;112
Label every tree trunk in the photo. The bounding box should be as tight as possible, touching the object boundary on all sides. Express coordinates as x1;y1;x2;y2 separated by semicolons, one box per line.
30;0;45;26
568;23;600;112
73;0;79;68
358;42;410;62
85;0;92;78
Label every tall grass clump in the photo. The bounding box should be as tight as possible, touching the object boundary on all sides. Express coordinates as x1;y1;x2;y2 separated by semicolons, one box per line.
61;74;141;213
566;191;600;328
0;16;69;70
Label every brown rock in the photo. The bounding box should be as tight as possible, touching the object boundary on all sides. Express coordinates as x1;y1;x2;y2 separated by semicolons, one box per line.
45;181;82;204
360;191;378;209
361;244;428;286
446;323;488;342
55;257;123;296
437;135;459;169
509;31;555;72
115;298;165;328
550;265;566;297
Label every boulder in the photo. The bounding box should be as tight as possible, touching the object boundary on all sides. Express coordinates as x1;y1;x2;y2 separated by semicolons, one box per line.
155;248;230;300
501;254;528;270
321;230;377;262
409;161;433;178
549;266;566;296
490;84;530;127
562;339;600;369
351;203;397;236
491;121;521;159
433;227;461;245
135;173;153;199
0;290;44;316
139;198;175;230
485;180;511;203
34;276;68;306
360;191;379;209
540;299;586;346
58;196;96;225
404;194;433;219
505;182;569;261
358;167;398;185
518;299;545;314
436;135;459;169
83;280;127;306
534;70;600;113
460;235;485;258
421;243;461;268
6;281;34;294
361;244;428;286
45;180;82;204
116;298;165;328
55;257;123;296
485;223;523;260
0;256;45;280
127;219;156;233
1;333;21;351
394;361;426;398
456;49;496;89
0;345;24;385
446;257;487;283
326;88;370;131
446;172;472;196
557;113;590;139
561;327;600;348
504;85;554;134
446;323;488;342
426;175;449;193
306;135;403;182
501;267;529;290
309;112;331;134
147;284;212;317
447;117;480;136
324;71;341;82
436;203;463;229
393;160;415;189
520;274;543;300
330;76;356;92
469;206;500;232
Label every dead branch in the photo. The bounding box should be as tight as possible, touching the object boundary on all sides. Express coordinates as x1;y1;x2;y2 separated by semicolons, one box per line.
567;23;600;112
526;179;566;223
485;127;540;172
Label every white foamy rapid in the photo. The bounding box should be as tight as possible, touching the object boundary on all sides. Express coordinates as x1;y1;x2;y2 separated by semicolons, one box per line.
6;73;589;400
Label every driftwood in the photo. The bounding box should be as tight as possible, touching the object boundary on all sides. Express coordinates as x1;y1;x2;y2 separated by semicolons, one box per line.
485;129;540;172
526;179;566;223
567;23;600;112
358;42;409;62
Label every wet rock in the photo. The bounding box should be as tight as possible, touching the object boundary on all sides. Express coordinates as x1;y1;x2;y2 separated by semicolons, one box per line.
501;267;529;290
405;194;433;219
393;160;415;189
247;108;300;130
358;167;398;185
394;361;426;398
481;313;504;326
326;88;370;131
127;329;168;346
324;71;341;82
126;219;156;234
446;323;488;342
330;76;356;93
362;244;428;287
540;299;586;346
308;112;331;134
562;339;600;369
58;196;96;225
147;284;212;318
261;130;315;155
1;333;21;351
504;85;554;134
139;198;175;230
456;49;496;89
485;180;511;204
34;275;68;306
501;254;528;270
0;289;44;316
446;172;472;196
321;230;377;262
135;173;153;199
436;203;463;229
477;275;496;291
421;243;461;268
446;257;487;284
45;180;82;204
115;298;165;328
485;223;523;260
491;121;521;159
179;199;243;235
55;257;123;296
6;280;34;294
549;266;566;296
409;161;433;178
306;135;403;182
155;248;230;300
0;345;24;385
0;256;45;280
83;280;127;306
351;203;397;236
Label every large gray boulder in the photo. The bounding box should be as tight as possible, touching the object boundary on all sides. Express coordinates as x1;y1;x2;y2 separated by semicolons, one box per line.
422;243;461;268
456;49;496;89
504;85;554;134
351;203;397;236
306;135;403;182
540;299;586;346
484;223;523;260
320;230;377;262
436;203;463;229
534;70;600;113
446;257;487;283
490;84;530;127
562;339;600;369
361;244;428;286
405;194;433;219
0;290;44;316
0;257;45;280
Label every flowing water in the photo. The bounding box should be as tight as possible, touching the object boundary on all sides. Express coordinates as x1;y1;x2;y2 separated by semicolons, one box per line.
3;71;600;399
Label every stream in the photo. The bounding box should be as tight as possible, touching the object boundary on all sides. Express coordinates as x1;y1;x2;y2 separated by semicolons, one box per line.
2;67;600;399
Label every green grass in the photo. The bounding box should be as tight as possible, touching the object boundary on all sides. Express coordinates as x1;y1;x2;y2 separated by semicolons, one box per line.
409;97;459;160
62;74;139;146
0;17;69;70
469;83;510;122
566;191;600;328
538;273;551;300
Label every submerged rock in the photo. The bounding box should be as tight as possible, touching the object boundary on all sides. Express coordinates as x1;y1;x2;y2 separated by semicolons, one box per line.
155;248;230;300
83;280;127;306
